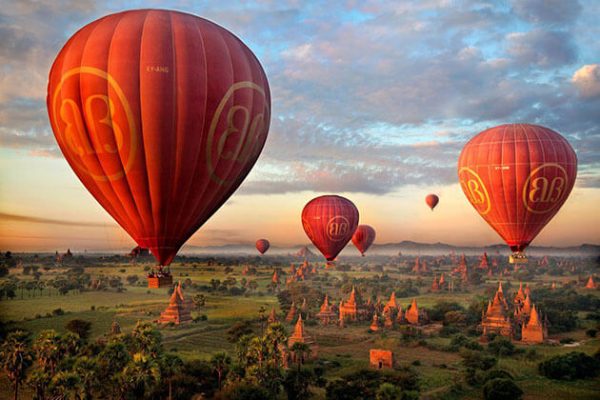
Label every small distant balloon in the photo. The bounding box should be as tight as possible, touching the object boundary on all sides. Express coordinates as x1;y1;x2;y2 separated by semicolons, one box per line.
256;239;270;255
426;194;439;211
352;225;376;256
301;195;359;262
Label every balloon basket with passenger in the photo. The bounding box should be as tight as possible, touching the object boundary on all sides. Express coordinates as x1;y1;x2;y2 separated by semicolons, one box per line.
147;266;173;289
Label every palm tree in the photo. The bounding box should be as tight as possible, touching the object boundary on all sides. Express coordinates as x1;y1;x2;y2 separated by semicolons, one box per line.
49;371;81;399
37;281;46;297
72;356;100;400
160;353;183;400
290;343;311;370
210;352;231;390
120;352;161;398
265;323;287;366
0;330;32;400
33;330;64;376
131;321;163;357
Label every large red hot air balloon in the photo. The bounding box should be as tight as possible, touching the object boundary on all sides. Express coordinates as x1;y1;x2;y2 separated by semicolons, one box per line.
301;195;359;266
352;225;376;256
425;194;439;211
458;124;577;263
47;10;270;267
255;239;270;255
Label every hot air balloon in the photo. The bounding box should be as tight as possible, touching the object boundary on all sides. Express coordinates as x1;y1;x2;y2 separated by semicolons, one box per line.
256;239;270;255
301;195;359;268
425;194;439;211
352;225;376;256
458;124;577;263
47;10;270;269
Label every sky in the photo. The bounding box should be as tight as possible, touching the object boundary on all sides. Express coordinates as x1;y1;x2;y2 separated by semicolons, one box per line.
1;0;599;252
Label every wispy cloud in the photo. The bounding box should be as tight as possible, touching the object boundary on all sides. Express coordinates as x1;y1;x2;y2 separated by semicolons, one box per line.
0;212;110;228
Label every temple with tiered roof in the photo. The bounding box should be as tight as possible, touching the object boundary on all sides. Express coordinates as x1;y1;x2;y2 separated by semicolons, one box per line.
158;282;193;325
481;282;512;339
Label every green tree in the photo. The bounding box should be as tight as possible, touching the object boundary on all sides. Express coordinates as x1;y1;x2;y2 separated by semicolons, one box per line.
376;382;402;400
290;342;311;370
211;351;231;390
65;319;92;341
161;353;183;400
119;352;161;399
49;371;81;400
72;356;100;400
131;321;163;357
0;330;32;400
193;293;206;308
283;367;315;400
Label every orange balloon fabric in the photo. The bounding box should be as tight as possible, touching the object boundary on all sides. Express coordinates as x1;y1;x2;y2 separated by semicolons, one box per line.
458;124;577;253
47;10;271;265
425;194;439;210
352;225;376;256
301;195;359;261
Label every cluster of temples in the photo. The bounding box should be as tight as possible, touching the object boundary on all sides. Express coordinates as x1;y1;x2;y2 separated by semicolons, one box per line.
285;260;318;285
480;282;548;344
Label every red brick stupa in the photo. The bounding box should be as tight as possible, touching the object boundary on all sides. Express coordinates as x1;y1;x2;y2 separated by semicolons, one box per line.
158;282;192;324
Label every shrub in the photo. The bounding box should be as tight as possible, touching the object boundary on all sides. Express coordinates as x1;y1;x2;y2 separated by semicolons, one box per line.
538;352;600;380
52;308;65;316
65;319;92;339
585;328;597;338
483;378;523;400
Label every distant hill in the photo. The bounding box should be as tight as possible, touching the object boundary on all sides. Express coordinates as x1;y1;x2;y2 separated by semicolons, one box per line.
180;241;599;257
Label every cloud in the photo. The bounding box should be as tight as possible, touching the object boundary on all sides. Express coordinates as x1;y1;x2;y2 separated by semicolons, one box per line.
0;212;110;227
506;29;577;68
512;0;582;25
572;64;600;98
0;0;598;195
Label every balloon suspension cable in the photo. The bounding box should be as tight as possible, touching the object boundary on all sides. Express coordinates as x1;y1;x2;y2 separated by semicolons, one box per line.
509;251;528;264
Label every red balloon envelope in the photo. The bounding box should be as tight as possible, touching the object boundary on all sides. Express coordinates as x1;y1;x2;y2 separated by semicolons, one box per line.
301;195;359;261
458;124;577;261
352;225;376;256
425;194;439;210
255;239;270;255
47;10;270;266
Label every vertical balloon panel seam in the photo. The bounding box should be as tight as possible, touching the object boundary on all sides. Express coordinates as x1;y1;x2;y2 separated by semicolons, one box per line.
131;10;156;245
169;14;205;245
171;18;210;244
166;11;180;250
138;11;159;254
106;14;149;241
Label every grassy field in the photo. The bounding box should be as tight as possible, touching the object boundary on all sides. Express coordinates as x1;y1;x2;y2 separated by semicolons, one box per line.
1;257;599;399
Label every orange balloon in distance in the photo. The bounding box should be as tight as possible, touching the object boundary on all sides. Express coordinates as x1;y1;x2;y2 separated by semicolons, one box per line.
255;239;270;255
301;195;359;262
458;124;577;262
425;194;439;210
352;225;376;256
47;10;271;266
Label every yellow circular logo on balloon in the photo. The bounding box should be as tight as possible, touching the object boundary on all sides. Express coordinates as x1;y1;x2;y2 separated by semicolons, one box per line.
458;167;491;215
51;67;136;182
523;163;569;214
